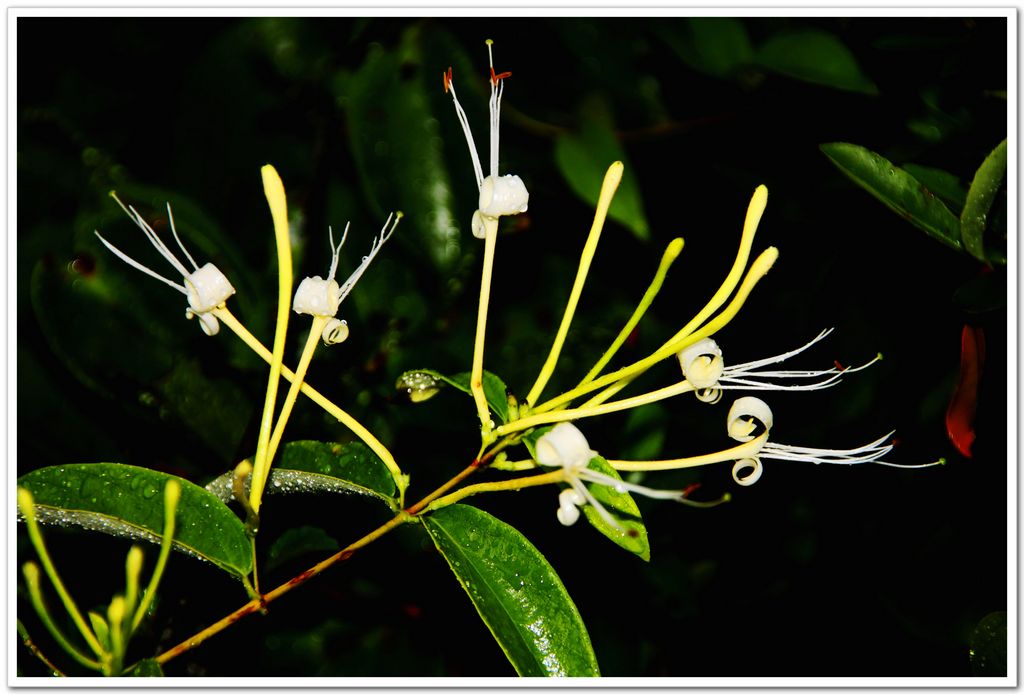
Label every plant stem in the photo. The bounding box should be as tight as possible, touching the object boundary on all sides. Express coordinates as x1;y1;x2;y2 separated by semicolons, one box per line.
525;161;623;407
17;619;66;676
425;470;564;512
21;564;102;671
214;307;407;503
154;444;512;666
131;481;179;632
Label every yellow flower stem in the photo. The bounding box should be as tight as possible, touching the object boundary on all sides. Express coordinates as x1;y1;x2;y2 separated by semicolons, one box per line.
471;216;500;432
489;458;539;472
264;316;328;467
17;489;104;658
250;165;294;516
525;161;623;407
608;433;769;472
21;564;102;671
581;374;636;409
213;307;406;502
425;470;565;512
132;481;179;632
532;245;779;415
577;237;684;387
493;380;693;437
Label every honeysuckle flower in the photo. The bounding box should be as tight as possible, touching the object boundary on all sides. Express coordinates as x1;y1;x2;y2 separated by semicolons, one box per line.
722;396;939;486
443;40;528;239
676;329;881;404
292;213;401;344
95;194;235;336
535;422;703;531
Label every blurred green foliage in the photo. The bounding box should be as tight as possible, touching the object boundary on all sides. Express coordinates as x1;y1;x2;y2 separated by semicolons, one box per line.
18;16;1006;677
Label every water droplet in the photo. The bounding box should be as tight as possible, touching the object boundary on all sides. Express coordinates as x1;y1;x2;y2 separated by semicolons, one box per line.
395;371;443;403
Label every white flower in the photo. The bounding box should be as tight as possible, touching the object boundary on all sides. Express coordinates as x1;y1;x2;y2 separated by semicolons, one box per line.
292;213;400;344
723;396;940;486
95;195;235;336
536;422;695;531
443;40;528;239
677;329;880;404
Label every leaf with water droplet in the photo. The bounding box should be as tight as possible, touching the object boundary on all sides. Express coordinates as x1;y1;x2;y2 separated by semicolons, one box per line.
398;368;510;423
18;463;252;578
820;142;963;252
206;440;399;508
421;504;600;676
961;139;1007;264
902;164;967;215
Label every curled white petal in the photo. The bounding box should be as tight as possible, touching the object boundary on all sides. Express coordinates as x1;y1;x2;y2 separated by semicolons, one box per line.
478;174;529;217
186;309;220;336
727;396;774;442
536;422;592;471
677;338;725;390
293;276;341;317
185;263;235;313
556;493;581;526
470;210;487;239
695;387;724;404
732;458;763;486
322;318;349;345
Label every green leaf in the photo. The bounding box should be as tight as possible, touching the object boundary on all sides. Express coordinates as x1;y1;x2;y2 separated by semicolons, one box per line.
580;456;650;561
340;25;462;270
88;612;111;651
126;658;164;677
206;441;400;509
554;97;650;240
275;440;399;506
961;139;1007;263
820;142;963;251
657;18;753;78
756;30;878;95
18;464;252;578
902;164;967;214
421;504;599;676
266;526;339;573
969;611;1007;677
398;368;511;423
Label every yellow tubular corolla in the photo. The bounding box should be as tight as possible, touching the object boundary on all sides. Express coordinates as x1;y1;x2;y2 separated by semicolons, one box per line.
608;432;770;472
250;165;294;515
471;216;500;431
525;161;624;407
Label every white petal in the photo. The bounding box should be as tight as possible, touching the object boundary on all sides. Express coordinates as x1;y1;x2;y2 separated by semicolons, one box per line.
727;396;773;442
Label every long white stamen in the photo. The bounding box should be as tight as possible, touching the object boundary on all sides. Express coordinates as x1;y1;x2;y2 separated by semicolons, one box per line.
327;222;350;281
446;79;484;188
166;203;199;271
570;476;625;533
117;199;193;279
335;213;400;305
93;231;188;295
489;77;502;180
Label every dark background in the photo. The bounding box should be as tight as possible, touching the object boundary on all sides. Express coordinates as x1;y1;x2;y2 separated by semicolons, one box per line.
17;16;1008;677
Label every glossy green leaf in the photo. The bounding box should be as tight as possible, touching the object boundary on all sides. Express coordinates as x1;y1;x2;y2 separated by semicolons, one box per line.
18;463;252;578
340;25;461;270
266;526;339;573
756;31;878;95
580;456;650;561
961;139;1007;262
554;97;649;241
969;611;1007;677
421;504;600;677
820;142;963;251
206;441;399;509
902;164;967;214
397;368;511;423
127;658;164;677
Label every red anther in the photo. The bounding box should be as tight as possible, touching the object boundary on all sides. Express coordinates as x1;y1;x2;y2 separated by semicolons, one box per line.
443;67;452;93
489;66;512;85
681;482;701;497
833;360;845;371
